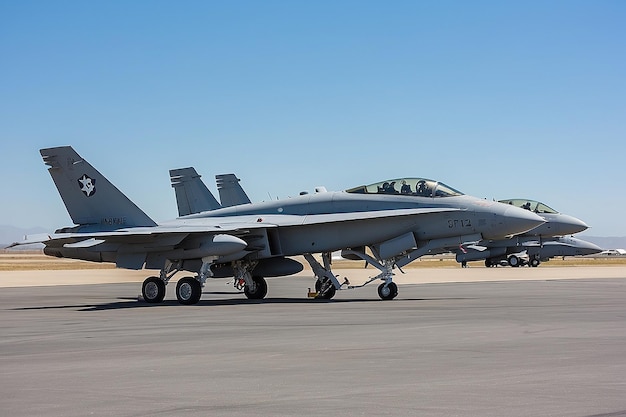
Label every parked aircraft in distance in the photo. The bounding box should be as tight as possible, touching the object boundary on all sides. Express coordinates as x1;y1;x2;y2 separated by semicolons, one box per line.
455;199;599;267
522;236;602;262
598;249;626;257
8;147;544;304
463;236;602;267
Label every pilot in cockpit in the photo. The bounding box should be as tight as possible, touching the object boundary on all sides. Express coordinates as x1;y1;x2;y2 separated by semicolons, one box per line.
416;180;429;196
380;182;397;194
400;180;412;194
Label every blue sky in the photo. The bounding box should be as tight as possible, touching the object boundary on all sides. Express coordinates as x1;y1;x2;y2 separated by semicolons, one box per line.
1;1;625;236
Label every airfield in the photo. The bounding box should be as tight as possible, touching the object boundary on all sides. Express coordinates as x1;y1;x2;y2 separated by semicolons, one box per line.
2;253;626;417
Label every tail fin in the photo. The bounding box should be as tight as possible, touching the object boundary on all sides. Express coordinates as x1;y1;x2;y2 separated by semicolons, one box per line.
169;167;222;216
216;174;251;207
40;146;156;228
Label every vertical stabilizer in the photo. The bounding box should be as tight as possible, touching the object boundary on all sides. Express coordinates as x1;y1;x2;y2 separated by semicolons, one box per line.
40;146;157;228
170;167;222;216
216;174;251;207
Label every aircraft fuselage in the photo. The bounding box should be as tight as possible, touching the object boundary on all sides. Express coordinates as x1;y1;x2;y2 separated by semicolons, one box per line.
178;192;540;257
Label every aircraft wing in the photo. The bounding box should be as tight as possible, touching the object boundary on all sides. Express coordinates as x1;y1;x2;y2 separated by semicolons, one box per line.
10;207;459;248
8;222;275;247
5;233;53;248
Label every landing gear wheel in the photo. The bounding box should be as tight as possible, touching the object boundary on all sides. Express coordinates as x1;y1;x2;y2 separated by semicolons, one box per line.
244;276;267;300
315;278;336;300
508;255;520;267
485;259;493;268
377;282;398;300
176;277;202;305
142;277;165;303
530;258;540;268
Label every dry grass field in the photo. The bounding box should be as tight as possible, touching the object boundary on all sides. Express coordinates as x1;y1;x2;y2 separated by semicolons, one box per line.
2;250;625;271
0;251;115;271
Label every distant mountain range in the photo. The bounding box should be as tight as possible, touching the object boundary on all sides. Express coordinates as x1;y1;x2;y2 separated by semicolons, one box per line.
1;225;625;251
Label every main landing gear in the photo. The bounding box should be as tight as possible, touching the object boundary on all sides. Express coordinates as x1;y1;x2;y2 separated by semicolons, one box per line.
140;258;270;305
141;260;180;304
142;276;166;303
176;277;202;305
304;252;400;301
232;260;268;300
141;273;205;305
314;276;337;300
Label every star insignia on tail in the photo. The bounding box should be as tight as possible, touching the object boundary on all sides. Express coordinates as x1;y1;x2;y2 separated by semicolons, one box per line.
78;174;96;197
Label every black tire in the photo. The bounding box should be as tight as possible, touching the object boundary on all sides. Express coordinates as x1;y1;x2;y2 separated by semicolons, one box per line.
244;276;268;300
142;277;166;303
485;259;492;268
508;255;520;267
314;277;337;299
176;277;202;305
377;282;398;300
530;258;540;268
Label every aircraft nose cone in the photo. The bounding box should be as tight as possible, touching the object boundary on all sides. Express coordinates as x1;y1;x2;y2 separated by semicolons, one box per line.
577;239;603;255
503;206;545;237
558;215;589;235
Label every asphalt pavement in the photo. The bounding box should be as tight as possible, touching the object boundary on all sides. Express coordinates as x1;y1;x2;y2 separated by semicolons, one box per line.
1;273;626;417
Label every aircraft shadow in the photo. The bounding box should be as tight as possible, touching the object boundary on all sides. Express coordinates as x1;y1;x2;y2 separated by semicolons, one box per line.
10;294;454;312
83;296;386;311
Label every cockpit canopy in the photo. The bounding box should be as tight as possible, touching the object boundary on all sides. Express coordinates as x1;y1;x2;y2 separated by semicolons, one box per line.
345;178;464;198
499;199;558;214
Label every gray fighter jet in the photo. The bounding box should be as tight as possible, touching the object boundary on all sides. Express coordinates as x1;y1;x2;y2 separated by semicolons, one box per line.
518;236;601;263
455;199;600;267
171;166;551;294
9;146;544;304
170;171;603;269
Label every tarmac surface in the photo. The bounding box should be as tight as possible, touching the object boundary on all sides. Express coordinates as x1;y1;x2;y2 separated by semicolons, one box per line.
1;267;626;417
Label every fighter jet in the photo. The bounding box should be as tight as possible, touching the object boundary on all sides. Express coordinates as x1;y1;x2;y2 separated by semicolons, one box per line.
9;146;544;304
171;165;548;294
455;199;599;267
171;172;601;269
521;236;602;263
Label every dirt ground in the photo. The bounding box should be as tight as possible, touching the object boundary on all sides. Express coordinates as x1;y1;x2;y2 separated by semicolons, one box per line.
2;250;625;271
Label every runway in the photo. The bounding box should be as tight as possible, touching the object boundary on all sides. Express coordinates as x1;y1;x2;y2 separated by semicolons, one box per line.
1;268;626;417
